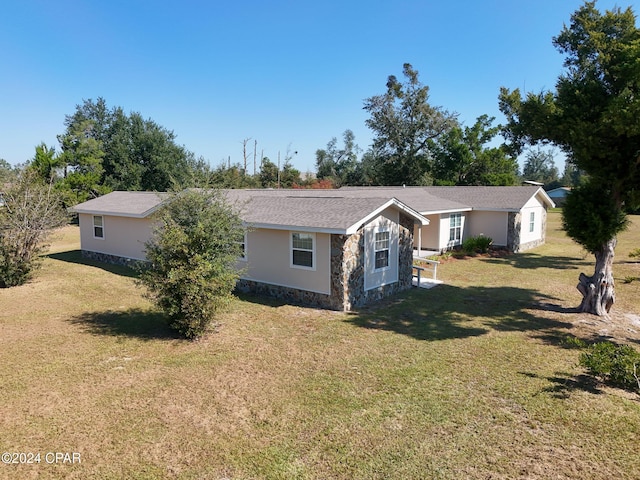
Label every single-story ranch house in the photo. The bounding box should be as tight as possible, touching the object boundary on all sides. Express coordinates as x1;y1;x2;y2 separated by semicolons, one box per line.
71;186;554;311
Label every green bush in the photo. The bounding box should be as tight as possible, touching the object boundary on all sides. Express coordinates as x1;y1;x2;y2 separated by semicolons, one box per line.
579;341;640;392
461;235;493;255
139;189;245;339
630;248;640;260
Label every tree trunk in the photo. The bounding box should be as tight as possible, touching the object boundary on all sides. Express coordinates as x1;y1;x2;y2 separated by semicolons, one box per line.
577;237;616;316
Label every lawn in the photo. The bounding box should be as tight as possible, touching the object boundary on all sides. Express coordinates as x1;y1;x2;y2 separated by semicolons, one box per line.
0;211;639;479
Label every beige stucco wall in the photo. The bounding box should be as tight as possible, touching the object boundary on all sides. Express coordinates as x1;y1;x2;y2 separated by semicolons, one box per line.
466;210;508;247
79;213;154;260
240;228;332;295
414;214;440;250
414;212;470;251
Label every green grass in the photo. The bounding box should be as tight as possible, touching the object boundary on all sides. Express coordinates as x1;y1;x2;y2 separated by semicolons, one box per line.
0;213;639;479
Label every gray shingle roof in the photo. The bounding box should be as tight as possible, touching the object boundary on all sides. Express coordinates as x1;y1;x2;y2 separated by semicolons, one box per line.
423;186;549;211
239;196;403;232
338;186;470;212
70;191;168;217
70;185;551;230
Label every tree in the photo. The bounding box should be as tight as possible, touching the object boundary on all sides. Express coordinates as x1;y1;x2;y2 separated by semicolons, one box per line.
0;169;67;287
259;158;279;188
56;119;110;206
315;129;360;186
210;161;259;189
431;115;519;186
560;162;585;188
0;159;16;184
522;147;560;186
29;143;62;182
139;189;245;339
363;63;457;185
499;2;640;315
62;98;201;192
279;160;301;188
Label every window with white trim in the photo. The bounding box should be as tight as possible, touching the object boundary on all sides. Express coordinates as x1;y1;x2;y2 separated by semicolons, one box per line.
237;231;247;260
93;215;104;239
374;231;390;270
529;212;535;233
449;213;461;243
291;232;314;269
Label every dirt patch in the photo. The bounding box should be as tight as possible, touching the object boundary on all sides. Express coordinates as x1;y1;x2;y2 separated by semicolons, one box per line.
535;302;640;345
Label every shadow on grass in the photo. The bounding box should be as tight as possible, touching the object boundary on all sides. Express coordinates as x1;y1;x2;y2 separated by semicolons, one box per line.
234;291;290;308
346;285;573;342
45;250;138;278
520;371;604;399
481;252;585;270
69;308;180;340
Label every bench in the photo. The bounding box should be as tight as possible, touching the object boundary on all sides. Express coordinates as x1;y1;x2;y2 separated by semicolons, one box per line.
412;260;439;287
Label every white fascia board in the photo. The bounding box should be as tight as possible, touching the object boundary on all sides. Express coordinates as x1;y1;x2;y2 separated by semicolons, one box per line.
420;207;473;215
535;187;556;208
70;201;165;218
469;207;518;213
344;198;430;235
70;207;159;218
244;222;346;235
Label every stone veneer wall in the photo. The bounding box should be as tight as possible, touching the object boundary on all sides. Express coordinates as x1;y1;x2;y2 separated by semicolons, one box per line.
507;212;522;252
81;250;145;268
235;279;334;309
507;208;548;253
330;212;415;310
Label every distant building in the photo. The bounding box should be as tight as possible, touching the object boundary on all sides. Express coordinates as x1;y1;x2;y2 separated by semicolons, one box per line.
546;187;571;207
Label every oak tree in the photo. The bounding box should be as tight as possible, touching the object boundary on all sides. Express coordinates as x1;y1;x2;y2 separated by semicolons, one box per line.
363;63;457;185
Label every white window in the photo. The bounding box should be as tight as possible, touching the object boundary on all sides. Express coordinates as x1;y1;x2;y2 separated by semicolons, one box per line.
529;212;535;233
93;215;104;239
374;231;390;270
238;231;247;260
449;213;461;243
291;232;314;269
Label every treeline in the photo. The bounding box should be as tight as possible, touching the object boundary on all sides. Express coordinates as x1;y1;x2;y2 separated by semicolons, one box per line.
5;64;587;203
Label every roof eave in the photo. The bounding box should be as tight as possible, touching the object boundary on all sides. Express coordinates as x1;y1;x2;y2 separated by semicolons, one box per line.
420;207;473;215
70;204;163;218
244;222;347;235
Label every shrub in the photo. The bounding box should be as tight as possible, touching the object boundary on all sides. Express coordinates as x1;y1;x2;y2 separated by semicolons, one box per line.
0;170;67;287
579;341;640;392
461;235;493;255
630;248;640;260
139;189;245;339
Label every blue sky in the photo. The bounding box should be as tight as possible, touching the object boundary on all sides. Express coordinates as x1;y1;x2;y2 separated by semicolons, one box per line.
1;0;637;174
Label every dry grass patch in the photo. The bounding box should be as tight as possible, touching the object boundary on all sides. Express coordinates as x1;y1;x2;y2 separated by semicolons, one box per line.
0;215;639;479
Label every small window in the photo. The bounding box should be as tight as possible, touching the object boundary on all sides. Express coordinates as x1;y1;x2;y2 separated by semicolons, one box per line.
237;231;247;260
449;213;461;243
529;212;535;233
292;232;314;269
374;231;390;270
93;215;104;238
